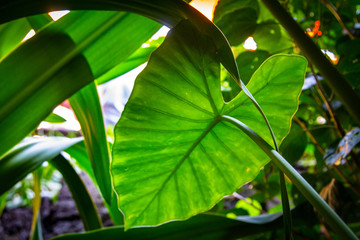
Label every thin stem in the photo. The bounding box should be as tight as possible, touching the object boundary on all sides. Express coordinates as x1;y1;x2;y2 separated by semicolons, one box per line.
221;115;358;240
294;117;325;155
320;0;355;40
309;65;344;137
261;0;360;125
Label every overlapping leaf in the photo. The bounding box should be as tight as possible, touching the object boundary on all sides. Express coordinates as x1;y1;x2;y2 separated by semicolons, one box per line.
0;137;82;195
0;10;160;157
112;21;307;229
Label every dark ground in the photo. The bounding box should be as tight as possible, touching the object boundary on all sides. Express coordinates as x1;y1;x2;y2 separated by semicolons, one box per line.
0;174;113;240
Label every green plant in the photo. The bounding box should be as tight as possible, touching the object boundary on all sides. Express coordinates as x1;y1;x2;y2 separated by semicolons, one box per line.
0;0;359;239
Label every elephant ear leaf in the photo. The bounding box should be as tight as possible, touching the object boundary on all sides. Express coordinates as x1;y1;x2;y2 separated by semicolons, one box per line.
112;20;306;230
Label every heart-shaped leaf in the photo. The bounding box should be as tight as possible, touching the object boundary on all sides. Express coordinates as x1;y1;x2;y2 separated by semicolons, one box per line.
112;21;307;229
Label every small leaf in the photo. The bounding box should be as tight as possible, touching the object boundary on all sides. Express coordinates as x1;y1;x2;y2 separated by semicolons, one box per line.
44;113;66;123
112;21;306;229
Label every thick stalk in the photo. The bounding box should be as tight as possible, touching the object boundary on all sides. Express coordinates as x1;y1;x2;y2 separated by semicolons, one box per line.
261;0;360;125
221;115;358;240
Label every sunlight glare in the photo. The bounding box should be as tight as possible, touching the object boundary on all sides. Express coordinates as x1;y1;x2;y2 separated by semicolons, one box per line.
48;10;70;21
150;26;170;40
243;36;257;51
321;49;339;64
22;29;35;42
190;0;218;21
148;0;218;40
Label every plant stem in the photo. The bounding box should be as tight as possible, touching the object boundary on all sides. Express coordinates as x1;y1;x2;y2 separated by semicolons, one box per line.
309;65;344;137
261;0;360;125
293;117;325;155
221;115;358;240
279;171;293;240
320;0;355;40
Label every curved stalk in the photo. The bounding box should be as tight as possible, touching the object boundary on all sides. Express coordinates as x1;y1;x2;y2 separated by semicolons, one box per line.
221;115;358;240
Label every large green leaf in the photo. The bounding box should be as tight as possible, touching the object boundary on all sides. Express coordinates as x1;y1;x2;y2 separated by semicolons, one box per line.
44;113;66;123
69;82;113;204
112;21;307;229
0;137;82;195
0;10;160;157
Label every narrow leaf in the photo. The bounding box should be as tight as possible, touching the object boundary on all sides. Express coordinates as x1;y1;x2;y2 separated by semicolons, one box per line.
64;141;124;225
0;0;240;81
30;169;43;240
96;38;163;85
0;18;31;58
0;30;93;157
51;155;102;231
69;82;113;204
0;192;7;217
0;137;82;195
0;10;160;157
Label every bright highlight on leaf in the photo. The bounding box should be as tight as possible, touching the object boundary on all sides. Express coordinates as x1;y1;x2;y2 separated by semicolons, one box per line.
22;29;35;42
243;36;257;51
48;10;70;21
112;21;307;230
190;0;219;21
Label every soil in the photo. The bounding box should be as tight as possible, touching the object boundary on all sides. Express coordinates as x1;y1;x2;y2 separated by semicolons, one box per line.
0;173;113;240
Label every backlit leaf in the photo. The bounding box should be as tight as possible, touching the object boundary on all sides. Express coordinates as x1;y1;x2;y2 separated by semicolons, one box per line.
112;21;307;229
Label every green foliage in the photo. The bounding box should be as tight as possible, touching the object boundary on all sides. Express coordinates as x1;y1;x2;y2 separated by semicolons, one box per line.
112;21;306;229
1;0;360;239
